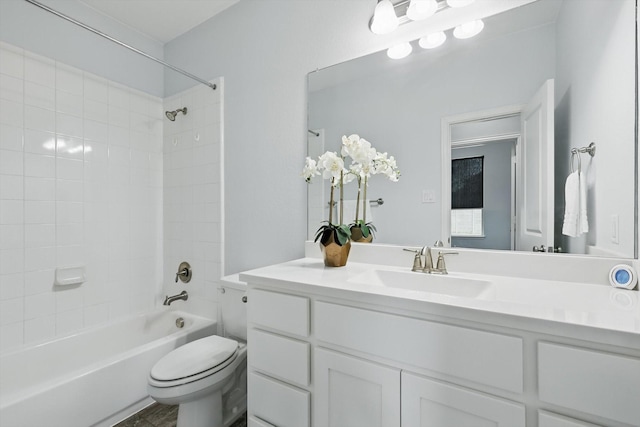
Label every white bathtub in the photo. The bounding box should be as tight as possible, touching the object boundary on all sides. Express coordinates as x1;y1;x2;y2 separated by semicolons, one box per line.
0;309;216;427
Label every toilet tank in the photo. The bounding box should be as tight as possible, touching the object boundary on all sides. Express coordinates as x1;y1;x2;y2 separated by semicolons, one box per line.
219;274;247;341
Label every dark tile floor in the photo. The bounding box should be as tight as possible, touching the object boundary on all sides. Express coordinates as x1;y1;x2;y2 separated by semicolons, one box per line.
114;403;247;427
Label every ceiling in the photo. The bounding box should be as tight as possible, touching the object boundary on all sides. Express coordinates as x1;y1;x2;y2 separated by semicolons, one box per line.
78;0;241;43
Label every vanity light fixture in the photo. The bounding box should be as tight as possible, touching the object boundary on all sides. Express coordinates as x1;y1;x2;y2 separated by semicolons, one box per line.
419;31;447;49
406;0;438;21
453;19;484;39
387;42;413;59
371;0;399;34
370;0;475;35
446;0;475;7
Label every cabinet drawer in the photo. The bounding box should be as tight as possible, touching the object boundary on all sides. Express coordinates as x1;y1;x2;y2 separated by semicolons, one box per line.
538;342;640;425
248;328;310;387
402;372;525;427
315;301;523;393
249;289;309;337
538;411;600;427
249;372;310;427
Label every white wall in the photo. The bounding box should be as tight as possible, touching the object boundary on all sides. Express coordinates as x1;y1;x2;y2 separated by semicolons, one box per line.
0;41;164;352
554;0;636;257
0;0;164;97
162;80;224;319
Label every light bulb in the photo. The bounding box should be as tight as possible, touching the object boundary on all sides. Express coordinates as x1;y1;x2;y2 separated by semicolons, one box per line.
406;0;438;21
371;0;399;34
446;0;475;7
453;19;484;39
419;31;447;49
387;42;413;59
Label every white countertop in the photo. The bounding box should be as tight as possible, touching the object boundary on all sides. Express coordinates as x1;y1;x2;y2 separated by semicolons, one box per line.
240;257;640;339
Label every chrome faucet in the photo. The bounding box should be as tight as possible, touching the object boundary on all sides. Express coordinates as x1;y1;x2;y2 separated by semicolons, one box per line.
405;242;457;274
163;290;188;305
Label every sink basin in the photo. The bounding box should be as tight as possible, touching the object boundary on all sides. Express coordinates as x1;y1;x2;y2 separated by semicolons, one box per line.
348;269;492;298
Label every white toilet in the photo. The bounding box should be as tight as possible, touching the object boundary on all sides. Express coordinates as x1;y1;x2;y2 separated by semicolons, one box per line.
148;275;247;427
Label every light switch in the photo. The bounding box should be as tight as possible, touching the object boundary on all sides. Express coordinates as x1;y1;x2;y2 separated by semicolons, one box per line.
422;190;436;203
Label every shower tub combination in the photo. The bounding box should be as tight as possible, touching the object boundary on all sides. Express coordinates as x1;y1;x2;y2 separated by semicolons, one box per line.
0;310;216;427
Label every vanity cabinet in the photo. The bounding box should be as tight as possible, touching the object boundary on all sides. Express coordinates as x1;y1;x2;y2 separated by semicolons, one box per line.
245;277;640;427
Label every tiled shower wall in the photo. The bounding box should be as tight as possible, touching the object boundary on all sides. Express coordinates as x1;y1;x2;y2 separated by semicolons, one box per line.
162;81;223;320
0;42;164;352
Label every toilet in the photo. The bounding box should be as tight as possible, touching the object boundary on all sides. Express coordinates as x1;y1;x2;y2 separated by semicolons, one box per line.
148;275;247;427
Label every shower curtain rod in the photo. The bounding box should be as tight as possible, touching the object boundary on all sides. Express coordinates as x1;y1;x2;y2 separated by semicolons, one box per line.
23;0;216;91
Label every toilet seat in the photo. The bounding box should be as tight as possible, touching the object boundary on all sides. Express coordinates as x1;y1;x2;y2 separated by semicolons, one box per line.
149;336;239;388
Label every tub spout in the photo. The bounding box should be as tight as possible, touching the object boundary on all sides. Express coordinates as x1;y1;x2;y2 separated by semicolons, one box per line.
163;290;188;306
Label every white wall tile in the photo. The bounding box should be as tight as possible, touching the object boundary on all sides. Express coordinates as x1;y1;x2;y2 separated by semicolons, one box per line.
0;174;24;200
0;273;24;300
56;179;83;202
24;314;55;344
0;99;24;127
0;200;23;224
56;91;83;118
0;297;24;325
0;74;24;103
24;269;54;296
56;63;83;96
0;248;24;275
56;158;83;181
56;135;84;160
24;201;55;224
56;112;83;138
24;129;55;155
24;105;55;132
25;224;55;248
24;247;55;272
24;153;55;178
24;176;54;201
84;99;108;124
24;292;55;319
24;81;55;110
0;224;23;249
55;308;83;335
0;149;23;175
56;201;83;223
0;44;24;78
0;124;23;152
24;52;55;87
0;322;24;352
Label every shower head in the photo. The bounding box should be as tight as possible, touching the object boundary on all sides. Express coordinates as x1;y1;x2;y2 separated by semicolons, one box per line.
165;107;187;121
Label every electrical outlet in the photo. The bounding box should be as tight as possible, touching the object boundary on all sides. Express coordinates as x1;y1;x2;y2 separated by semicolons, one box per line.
422;190;436;203
611;214;619;244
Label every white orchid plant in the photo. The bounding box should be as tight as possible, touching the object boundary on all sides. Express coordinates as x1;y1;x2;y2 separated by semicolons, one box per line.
303;134;400;244
341;134;400;239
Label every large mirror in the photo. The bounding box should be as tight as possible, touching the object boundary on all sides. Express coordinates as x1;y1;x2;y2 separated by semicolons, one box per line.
307;0;637;258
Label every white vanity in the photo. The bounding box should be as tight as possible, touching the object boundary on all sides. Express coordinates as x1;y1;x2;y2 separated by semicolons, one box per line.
240;244;640;427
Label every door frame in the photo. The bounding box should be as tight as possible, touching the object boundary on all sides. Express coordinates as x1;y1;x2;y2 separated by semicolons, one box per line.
441;104;524;247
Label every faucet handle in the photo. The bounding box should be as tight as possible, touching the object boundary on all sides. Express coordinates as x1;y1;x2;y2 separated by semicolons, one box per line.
434;251;458;274
411;253;423;271
433;240;444;247
175;262;192;283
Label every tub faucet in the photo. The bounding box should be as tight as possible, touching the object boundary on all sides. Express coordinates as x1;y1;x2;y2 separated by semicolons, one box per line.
163;290;188;306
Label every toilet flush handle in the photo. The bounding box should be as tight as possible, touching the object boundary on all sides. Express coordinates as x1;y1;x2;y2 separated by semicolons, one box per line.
242;293;247;303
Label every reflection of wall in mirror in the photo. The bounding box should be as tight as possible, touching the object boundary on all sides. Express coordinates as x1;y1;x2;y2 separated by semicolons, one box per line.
554;0;635;257
309;23;555;246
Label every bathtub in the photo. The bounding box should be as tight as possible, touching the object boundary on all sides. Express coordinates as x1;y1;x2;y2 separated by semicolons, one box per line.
0;309;216;427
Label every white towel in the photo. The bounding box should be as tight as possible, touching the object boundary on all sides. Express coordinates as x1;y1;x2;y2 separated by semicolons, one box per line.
562;171;588;237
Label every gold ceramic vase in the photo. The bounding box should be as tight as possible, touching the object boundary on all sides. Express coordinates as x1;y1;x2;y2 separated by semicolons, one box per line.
320;232;351;267
350;226;373;243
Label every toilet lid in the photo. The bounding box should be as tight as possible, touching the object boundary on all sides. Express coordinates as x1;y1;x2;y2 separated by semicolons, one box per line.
150;335;238;381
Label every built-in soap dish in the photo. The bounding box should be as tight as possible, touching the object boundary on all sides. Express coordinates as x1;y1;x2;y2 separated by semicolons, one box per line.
54;266;86;287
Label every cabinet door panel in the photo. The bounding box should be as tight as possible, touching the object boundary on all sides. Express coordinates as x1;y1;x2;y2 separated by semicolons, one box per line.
401;372;525;427
538;342;640;425
314;348;400;427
